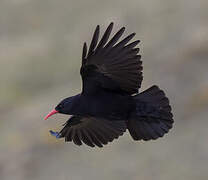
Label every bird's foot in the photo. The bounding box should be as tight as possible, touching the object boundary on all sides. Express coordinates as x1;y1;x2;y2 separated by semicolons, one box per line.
49;130;61;139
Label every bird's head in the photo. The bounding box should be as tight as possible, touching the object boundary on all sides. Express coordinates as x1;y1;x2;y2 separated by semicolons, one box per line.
44;95;78;120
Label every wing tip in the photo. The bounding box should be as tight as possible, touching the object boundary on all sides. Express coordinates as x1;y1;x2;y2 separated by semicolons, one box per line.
121;26;126;31
82;42;88;63
109;22;114;26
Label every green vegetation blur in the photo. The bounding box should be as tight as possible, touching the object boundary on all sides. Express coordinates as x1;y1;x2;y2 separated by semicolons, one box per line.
0;0;208;180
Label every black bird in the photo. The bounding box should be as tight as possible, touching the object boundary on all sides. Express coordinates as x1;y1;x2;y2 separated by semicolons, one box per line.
44;22;174;147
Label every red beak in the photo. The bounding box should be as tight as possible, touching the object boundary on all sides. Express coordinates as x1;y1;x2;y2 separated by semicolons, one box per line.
44;109;58;120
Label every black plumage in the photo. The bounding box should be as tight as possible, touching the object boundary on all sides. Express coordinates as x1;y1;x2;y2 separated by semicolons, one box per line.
45;22;174;147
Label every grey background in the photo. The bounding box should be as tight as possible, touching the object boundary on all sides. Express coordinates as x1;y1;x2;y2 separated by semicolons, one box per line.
0;0;208;180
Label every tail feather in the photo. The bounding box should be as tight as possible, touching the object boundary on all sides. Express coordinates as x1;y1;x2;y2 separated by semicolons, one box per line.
128;85;174;141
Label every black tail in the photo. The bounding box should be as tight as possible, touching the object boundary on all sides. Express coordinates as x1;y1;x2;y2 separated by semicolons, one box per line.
127;85;174;141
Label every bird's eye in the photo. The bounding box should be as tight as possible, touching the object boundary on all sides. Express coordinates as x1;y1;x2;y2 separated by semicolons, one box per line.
58;104;64;108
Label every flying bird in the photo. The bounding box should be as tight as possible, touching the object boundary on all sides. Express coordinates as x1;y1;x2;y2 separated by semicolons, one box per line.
44;22;174;147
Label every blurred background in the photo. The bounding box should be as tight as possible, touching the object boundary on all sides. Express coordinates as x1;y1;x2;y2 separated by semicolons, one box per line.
0;0;208;179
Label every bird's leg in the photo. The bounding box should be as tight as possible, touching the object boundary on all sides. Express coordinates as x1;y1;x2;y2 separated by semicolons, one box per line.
49;130;61;139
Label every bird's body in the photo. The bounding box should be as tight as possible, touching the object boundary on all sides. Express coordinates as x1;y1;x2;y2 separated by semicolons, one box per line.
45;22;174;147
65;91;133;120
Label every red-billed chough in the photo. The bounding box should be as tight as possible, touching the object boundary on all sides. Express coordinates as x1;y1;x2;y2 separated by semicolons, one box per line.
44;22;174;148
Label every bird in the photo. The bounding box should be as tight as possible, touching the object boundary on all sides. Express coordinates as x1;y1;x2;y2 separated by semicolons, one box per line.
44;22;174;148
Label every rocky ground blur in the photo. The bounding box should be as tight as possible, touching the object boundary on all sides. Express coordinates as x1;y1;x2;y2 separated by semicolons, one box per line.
0;0;208;180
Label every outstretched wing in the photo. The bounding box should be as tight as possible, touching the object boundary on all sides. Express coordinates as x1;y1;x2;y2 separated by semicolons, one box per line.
81;22;143;95
56;116;126;147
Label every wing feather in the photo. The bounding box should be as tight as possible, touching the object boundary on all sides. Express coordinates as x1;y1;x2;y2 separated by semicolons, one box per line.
96;22;114;52
112;33;136;52
81;23;143;95
88;25;100;57
57;116;126;147
79;129;95;147
104;27;125;51
82;42;87;65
